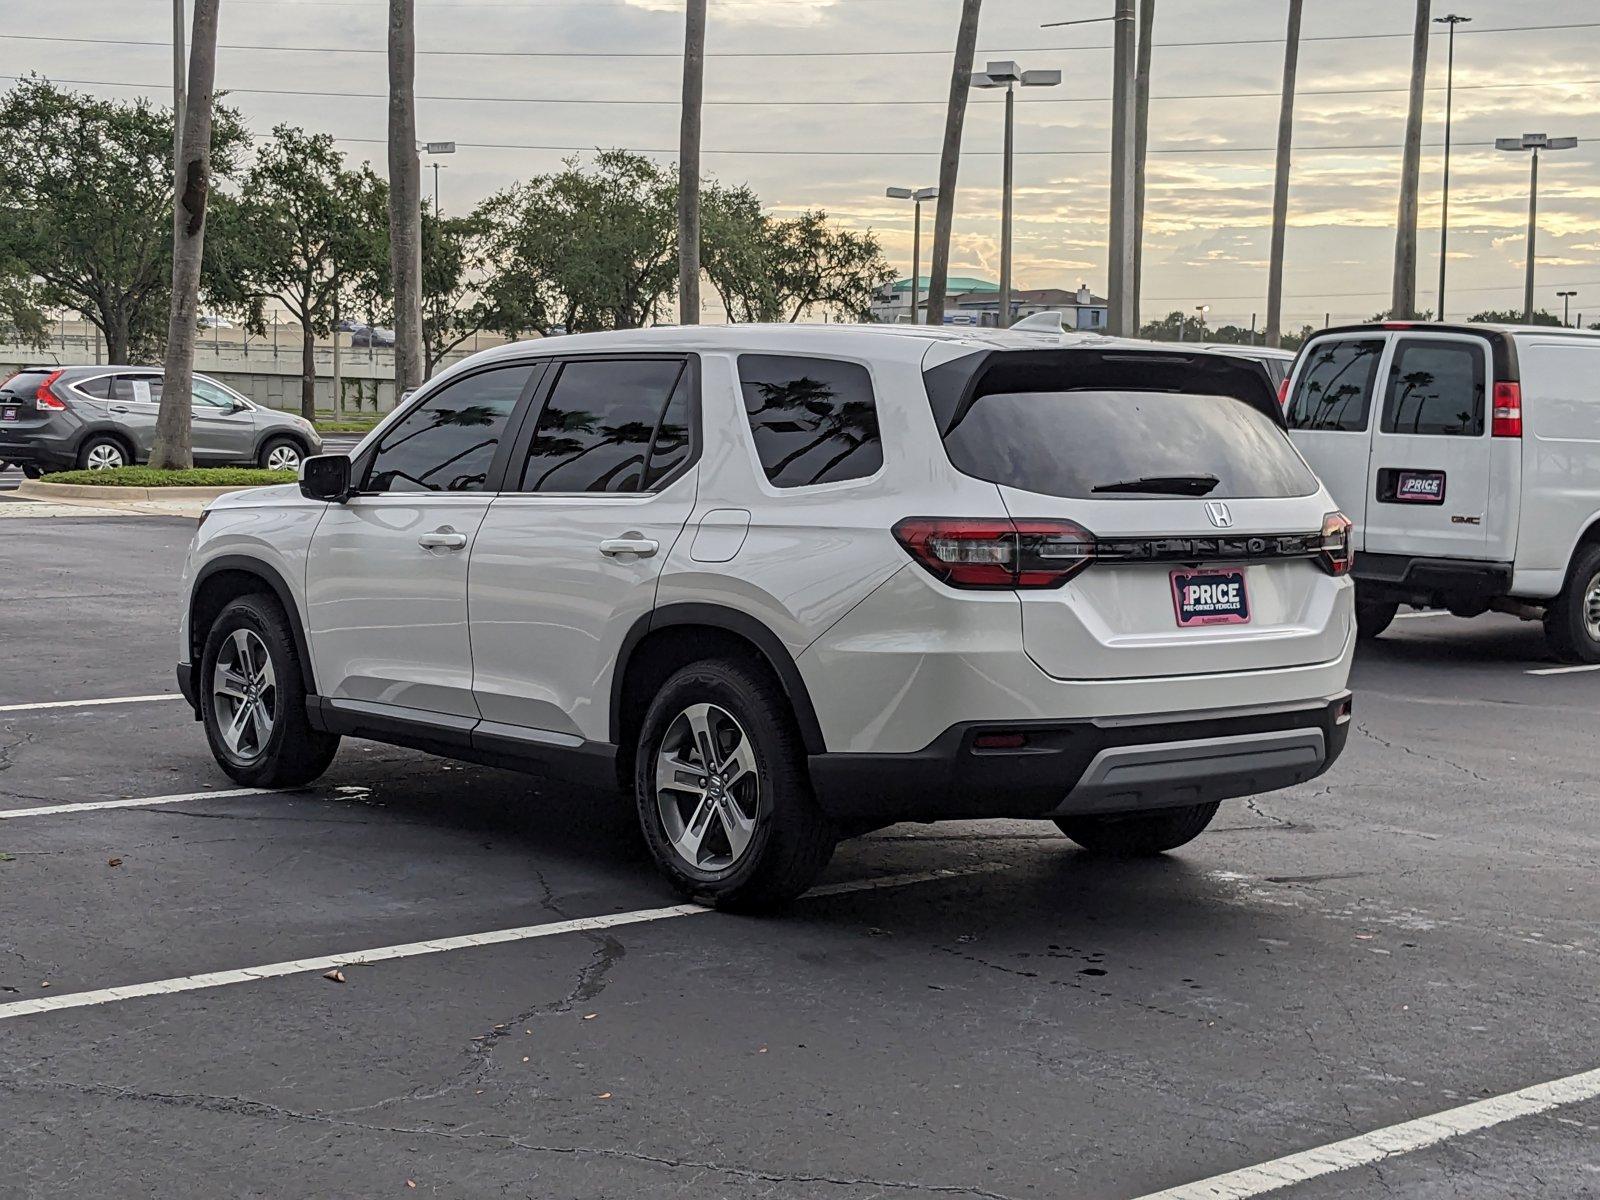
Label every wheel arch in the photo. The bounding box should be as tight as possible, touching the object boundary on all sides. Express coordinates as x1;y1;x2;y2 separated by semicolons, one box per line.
255;428;313;463
76;426;139;467
189;555;318;698
611;603;827;778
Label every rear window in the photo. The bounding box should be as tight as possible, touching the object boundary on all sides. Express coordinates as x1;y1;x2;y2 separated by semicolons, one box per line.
943;390;1318;500
0;370;48;397
1286;339;1384;432
1380;338;1484;436
737;354;883;488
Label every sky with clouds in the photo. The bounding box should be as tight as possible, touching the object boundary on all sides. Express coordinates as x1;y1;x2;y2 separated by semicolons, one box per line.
7;0;1600;329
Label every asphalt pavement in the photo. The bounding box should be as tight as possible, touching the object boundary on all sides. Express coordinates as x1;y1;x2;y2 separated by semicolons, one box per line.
1;513;1596;1199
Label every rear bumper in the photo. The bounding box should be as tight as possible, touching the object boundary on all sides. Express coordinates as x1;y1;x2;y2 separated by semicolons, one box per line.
807;691;1350;824
0;430;77;469
1355;553;1512;604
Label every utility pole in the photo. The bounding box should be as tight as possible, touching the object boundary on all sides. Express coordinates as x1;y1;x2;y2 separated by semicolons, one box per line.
678;0;706;325
152;0;220;470
1132;0;1155;332
388;0;425;388
1391;0;1431;320
1434;13;1470;320
1107;0;1137;335
1266;0;1302;348
926;0;982;329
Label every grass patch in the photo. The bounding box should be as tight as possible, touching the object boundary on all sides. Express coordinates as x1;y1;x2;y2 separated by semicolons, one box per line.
313;414;382;433
41;467;295;488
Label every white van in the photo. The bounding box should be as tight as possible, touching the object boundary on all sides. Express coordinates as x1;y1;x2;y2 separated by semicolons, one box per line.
1285;321;1600;661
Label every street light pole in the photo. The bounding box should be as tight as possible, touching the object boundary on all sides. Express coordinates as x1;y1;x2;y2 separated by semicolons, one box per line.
1558;289;1577;327
1497;133;1578;322
1434;13;1470;320
1195;304;1209;341
886;186;938;323
972;61;1060;328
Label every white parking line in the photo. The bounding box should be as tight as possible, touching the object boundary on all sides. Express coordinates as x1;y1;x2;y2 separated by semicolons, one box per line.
0;693;184;713
0;865;999;1022
0;786;275;820
1126;1065;1600;1199
1527;663;1600;676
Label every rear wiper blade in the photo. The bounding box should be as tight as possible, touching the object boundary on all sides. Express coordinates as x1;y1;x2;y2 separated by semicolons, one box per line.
1091;474;1221;496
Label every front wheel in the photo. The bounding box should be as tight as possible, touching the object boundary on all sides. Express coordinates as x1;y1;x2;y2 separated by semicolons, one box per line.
20;464;44;479
259;436;305;472
1544;542;1600;664
1054;802;1220;856
200;593;339;787
635;659;836;912
1355;598;1398;640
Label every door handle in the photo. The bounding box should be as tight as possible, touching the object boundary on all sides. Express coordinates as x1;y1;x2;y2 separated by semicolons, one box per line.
418;527;468;551
599;536;659;558
109;405;130;413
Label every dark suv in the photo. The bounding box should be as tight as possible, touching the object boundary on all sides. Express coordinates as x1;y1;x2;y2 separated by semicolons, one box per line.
0;365;321;475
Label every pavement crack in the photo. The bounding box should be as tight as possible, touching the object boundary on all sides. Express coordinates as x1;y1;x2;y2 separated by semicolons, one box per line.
0;1077;1024;1198
1353;723;1493;784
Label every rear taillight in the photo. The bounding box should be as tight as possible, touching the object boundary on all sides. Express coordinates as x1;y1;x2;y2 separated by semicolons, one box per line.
1491;381;1522;437
34;370;67;411
1319;511;1354;576
892;517;1095;589
1277;377;1291;408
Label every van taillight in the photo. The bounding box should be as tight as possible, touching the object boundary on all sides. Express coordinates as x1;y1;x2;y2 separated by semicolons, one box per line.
1277;377;1291;408
34;370;67;411
892;517;1095;589
1319;511;1354;576
1491;381;1522;437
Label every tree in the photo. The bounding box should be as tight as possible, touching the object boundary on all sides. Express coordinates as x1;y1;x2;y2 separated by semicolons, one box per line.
387;0;425;390
0;258;48;348
764;212;894;322
701;182;776;322
1138;310;1208;341
0;77;247;363
153;0;222;471
484;151;677;332
926;0;982;327
207;126;388;418
1470;308;1562;327
1390;0;1431;319
677;0;707;324
419;208;513;376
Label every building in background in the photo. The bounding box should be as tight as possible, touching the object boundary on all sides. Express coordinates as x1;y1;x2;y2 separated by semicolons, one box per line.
870;278;1108;329
871;276;998;324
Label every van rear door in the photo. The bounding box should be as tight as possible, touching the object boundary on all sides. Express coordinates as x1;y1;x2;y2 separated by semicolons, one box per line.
1283;335;1387;547
1362;332;1495;561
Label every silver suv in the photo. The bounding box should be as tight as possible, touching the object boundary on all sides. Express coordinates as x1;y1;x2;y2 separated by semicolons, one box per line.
0;365;320;474
177;324;1354;910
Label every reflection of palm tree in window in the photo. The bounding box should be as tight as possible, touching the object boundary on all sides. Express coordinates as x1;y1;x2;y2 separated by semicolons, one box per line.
1392;369;1437;432
526;408;657;490
371;403;507;492
752;378;879;484
1300;343;1378;429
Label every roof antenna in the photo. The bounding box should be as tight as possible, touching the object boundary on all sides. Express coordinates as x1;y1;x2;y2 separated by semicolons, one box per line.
1009;310;1064;334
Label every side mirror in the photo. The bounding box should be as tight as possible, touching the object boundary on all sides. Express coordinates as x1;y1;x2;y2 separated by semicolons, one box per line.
299;454;352;502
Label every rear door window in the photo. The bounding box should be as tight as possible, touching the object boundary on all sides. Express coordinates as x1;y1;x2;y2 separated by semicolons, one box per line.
1285;339;1385;432
115;374;163;405
73;375;117;400
943;390;1317;499
1379;338;1485;436
737;354;882;487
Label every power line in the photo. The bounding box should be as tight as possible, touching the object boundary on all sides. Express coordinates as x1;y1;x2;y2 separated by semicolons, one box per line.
7;20;1598;59
12;72;1600;110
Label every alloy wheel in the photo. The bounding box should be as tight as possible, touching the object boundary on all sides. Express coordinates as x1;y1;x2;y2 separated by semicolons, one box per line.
212;628;276;762
1583;572;1600;643
265;444;302;471
86;444;125;470
654;702;760;873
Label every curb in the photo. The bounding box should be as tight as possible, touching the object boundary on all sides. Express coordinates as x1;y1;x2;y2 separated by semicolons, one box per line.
16;480;272;502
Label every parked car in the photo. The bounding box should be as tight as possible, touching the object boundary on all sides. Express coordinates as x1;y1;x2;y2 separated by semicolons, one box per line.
0;365;322;473
1285;321;1600;660
176;324;1355;909
350;326;396;348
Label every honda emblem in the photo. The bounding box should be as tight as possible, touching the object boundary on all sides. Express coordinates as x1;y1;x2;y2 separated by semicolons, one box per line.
1205;501;1233;528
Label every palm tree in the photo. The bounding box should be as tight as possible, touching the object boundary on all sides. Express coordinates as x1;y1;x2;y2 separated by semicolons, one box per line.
388;0;425;390
926;0;982;327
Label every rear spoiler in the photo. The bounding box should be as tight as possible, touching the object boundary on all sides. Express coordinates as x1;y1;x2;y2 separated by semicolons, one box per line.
924;346;1287;435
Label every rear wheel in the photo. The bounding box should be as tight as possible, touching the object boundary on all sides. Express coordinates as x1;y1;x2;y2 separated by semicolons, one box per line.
20;464;44;479
635;658;836;912
1355;598;1398;640
77;435;128;471
1544;542;1600;664
200;593;339;787
1054;802;1220;856
259;436;305;472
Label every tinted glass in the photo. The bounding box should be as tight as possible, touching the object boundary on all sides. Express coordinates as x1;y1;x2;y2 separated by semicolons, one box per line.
1285;339;1384;432
1380;339;1485;436
738;354;882;487
642;370;693;489
0;370;48;398
73;375;116;400
944;390;1318;499
366;364;532;493
519;358;686;493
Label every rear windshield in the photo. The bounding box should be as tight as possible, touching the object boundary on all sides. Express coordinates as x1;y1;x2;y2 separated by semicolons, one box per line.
0;370;48;397
943;390;1318;499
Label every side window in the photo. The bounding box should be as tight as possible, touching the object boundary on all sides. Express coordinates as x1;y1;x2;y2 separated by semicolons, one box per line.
74;375;116;400
1381;339;1485;436
116;374;163;405
518;358;690;493
365;364;533;494
737;354;883;487
1285;339;1384;432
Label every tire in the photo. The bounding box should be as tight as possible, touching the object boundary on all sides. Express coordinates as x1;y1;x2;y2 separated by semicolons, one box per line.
77;435;129;471
1543;542;1600;664
1355;598;1398;640
634;658;837;912
20;464;44;479
199;593;339;787
1054;802;1220;856
259;436;305;472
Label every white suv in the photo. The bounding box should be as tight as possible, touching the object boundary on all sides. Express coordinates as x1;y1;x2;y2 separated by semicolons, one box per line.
176;324;1355;909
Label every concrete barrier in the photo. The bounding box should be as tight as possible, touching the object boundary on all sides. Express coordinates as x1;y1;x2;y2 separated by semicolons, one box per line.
16;479;277;503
